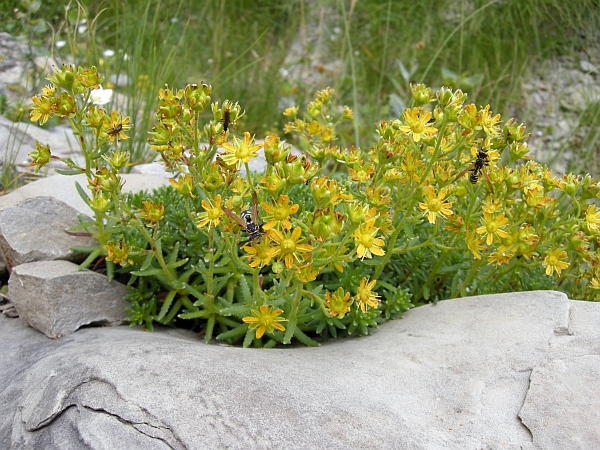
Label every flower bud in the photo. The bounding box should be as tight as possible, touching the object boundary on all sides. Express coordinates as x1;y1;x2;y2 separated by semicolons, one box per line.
47;64;77;92
89;191;111;212
281;155;305;185
261;168;285;195
410;83;433;105
56;91;77;117
158;86;183;119
28;141;52;173
201;163;226;192
184;83;212;112
311;209;344;240
76;66;103;88
102;149;131;171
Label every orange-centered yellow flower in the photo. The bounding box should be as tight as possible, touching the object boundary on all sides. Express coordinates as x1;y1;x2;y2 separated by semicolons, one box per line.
196;195;223;229
242;305;287;339
353;224;386;260
418;186;453;224
355;278;380;313
397;107;438;142
267;227;313;269
220;131;262;169
476;212;510;245
542;249;569;276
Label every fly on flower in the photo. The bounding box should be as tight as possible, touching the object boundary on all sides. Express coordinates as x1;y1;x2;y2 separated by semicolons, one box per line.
454;146;494;193
221;190;262;242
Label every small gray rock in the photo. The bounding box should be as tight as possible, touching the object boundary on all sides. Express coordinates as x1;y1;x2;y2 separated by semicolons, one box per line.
8;260;129;339
0;196;96;271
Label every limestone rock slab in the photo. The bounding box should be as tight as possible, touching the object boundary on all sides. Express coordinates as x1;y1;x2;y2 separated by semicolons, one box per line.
0;173;171;216
2;291;598;449
519;355;600;449
0;196;96;271
8;260;129;338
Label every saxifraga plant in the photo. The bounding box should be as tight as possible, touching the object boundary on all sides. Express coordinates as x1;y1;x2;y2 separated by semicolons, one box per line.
30;66;600;347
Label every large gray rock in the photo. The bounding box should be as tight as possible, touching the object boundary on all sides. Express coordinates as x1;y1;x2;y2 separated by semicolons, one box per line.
0;196;96;271
1;290;599;449
0;173;171;216
519;356;600;449
8;260;129;339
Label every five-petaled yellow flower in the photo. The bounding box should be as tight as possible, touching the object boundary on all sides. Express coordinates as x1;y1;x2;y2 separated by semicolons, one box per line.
418;186;453;224
220;131;262;169
30;94;55;125
353;224;386;260
476;212;510;245
542;249;569;276
103;110;132;142
397;107;438;142
243;240;273;268
355;278;380;313
267;227;313;269
196;195;223;229
243;305;287;338
260;195;299;230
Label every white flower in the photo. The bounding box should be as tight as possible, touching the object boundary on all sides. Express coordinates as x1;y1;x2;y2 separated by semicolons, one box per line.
78;25;87;34
89;85;113;106
103;49;115;57
55;40;66;48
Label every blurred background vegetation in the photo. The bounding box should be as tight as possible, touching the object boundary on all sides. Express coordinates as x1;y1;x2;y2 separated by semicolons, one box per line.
1;0;599;172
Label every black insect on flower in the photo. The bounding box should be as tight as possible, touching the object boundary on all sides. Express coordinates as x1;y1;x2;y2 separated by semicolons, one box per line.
221;190;262;241
221;108;231;133
455;147;493;193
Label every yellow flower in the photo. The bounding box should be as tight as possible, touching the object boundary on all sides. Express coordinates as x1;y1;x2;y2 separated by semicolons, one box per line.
466;230;484;260
104;239;133;267
397;107;438;142
353;224;385;260
355;278;380;313
479;105;501;136
349;164;375;183
102;110;132;142
220;131;262;169
418;186;453;224
585;205;600;233
542;249;569;276
30;94;55;125
476;212;510;245
260;195;299;231
169;174;196;198
481;198;503;214
243;240;273;268
487;251;513;266
267;227;313;269
196;195;223;229
325;287;353;318
295;263;320;283
138;200;164;224
242;305;287;339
